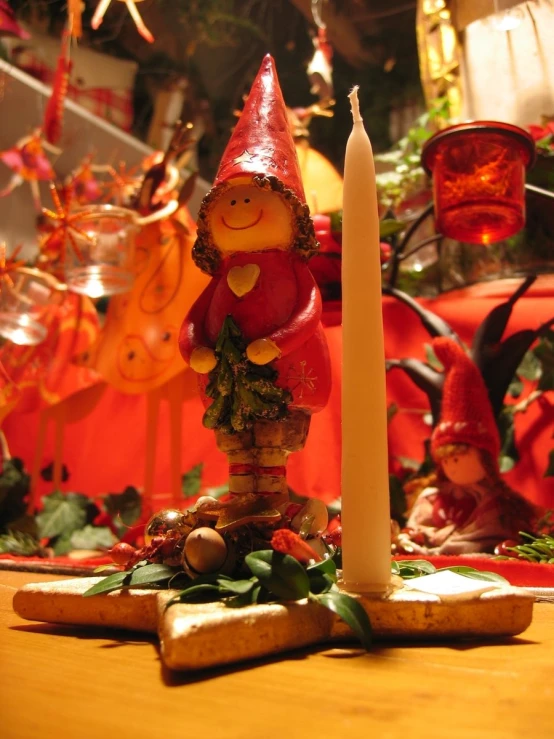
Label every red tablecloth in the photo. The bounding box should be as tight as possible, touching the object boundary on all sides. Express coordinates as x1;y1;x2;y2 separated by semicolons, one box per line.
4;282;553;508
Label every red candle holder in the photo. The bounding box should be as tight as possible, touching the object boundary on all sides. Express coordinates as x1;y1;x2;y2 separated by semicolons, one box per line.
421;121;536;245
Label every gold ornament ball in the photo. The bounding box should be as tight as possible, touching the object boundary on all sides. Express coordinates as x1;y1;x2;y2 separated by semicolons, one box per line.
184;527;228;574
144;509;184;544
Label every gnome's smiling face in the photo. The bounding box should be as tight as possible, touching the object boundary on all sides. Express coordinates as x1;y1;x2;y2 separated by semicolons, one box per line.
210;178;293;255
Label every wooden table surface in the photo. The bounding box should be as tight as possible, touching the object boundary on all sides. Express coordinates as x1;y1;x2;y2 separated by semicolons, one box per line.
2;570;554;739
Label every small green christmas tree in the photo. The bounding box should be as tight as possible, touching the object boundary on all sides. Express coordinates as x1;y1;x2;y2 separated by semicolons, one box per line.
203;316;291;434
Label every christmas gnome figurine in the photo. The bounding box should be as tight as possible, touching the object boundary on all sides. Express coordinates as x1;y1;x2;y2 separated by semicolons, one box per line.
179;55;331;531
398;337;537;556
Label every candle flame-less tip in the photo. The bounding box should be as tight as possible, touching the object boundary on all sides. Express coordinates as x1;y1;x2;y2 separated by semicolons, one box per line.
348;86;363;124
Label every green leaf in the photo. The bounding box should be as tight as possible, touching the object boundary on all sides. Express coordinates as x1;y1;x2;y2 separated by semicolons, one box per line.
245;550;310;601
182;463;203;498
544;449;554;478
217;578;256;595
36;491;88;539
83;571;131;597
103;486;142;527
129;563;179;586
424;343;443;371
307;572;335;595
507;376;524;399
379;219;406;238
534;331;554;391
394;559;437;579
499;455;516;473
51;531;74;556
69;525;116;550
436;566;508;584
307;558;337;577
166;584;222;607
315;592;372;650
516;350;542;382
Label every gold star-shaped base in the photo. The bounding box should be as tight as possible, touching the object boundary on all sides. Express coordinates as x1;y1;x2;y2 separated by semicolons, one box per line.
13;573;534;673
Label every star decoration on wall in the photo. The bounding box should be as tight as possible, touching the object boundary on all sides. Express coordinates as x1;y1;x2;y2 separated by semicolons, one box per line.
91;0;154;43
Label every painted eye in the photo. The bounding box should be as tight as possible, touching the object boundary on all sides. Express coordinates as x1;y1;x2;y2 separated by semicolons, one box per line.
244;198;250;203
230;199;237;206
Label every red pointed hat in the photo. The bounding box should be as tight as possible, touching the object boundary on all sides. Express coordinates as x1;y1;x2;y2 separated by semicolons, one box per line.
214;54;306;203
431;337;500;465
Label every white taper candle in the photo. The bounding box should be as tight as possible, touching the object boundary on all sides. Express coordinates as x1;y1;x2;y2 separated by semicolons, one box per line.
341;86;391;592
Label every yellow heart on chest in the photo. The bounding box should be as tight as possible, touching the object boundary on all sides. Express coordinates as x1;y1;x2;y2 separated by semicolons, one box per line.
227;263;261;297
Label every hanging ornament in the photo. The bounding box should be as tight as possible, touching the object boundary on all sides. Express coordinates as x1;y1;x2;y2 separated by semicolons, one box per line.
307;1;334;101
67;0;83;39
91;0;154;44
0;130;56;211
43;30;72;146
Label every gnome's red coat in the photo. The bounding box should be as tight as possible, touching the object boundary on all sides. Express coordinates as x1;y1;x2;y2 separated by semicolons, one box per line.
179;249;331;413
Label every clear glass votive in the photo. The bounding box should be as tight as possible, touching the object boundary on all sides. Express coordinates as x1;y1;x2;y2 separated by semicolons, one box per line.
0;267;62;345
421;121;536;245
64;205;138;298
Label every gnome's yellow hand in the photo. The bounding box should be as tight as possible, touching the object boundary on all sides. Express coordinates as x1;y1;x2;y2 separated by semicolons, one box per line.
190;346;217;374
246;338;281;365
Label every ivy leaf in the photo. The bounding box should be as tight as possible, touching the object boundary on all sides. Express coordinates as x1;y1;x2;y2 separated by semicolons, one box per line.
103;486;142;527
83;571;131;597
545;449;554;478
182;463;203;498
533;332;554;392
245;550;310;601
52;531;74;556
70;525;116;550
36;491;88;539
315;592;372;650
516;349;542;382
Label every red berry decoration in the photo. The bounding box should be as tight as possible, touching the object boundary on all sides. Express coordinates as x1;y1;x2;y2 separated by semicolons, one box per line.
109;542;137;567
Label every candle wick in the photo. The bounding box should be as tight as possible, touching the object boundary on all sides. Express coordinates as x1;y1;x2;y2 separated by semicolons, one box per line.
348;86;363;124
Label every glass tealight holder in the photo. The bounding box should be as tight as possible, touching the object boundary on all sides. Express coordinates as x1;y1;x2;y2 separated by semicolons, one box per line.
65;205;138;298
421;121;536;245
0;267;63;345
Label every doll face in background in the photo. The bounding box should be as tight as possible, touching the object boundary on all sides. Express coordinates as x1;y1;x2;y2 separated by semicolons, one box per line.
441;445;487;486
210;182;293;255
